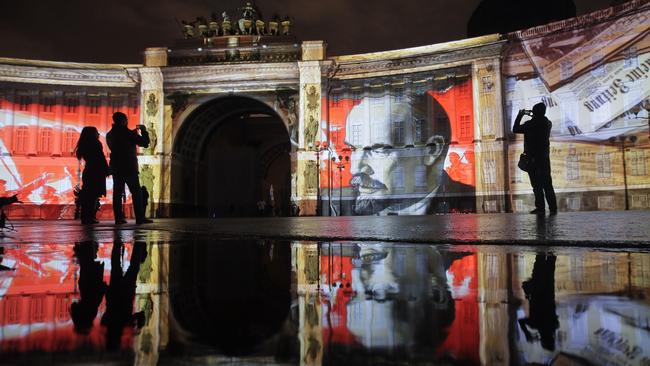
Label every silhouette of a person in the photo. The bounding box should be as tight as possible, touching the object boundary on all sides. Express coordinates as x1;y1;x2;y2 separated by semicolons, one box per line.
75;127;110;224
519;254;559;351
513;103;557;215
106;112;152;225
101;239;147;350
70;241;107;334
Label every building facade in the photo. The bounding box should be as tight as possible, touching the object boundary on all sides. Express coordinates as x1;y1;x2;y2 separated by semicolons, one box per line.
0;0;648;218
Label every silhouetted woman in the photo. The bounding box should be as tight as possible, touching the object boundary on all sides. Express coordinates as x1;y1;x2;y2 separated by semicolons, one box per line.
75;127;109;224
70;241;107;334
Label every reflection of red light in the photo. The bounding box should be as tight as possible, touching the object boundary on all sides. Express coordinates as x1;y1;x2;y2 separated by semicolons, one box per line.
0;243;137;353
437;254;479;364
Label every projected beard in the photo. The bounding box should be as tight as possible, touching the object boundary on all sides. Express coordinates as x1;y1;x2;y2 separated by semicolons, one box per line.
348;97;453;216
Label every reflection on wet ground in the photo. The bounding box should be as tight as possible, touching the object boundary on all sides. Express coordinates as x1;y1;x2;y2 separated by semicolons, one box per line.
0;236;649;365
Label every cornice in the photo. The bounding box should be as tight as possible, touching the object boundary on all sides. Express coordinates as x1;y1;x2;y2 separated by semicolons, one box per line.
509;0;649;40
0;62;140;87
162;62;300;90
331;40;505;80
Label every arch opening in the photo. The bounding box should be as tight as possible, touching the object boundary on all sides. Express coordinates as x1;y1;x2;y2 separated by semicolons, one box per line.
172;96;291;217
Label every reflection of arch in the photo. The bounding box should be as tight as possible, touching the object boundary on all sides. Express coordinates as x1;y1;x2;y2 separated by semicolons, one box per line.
168;239;291;355
171;96;291;217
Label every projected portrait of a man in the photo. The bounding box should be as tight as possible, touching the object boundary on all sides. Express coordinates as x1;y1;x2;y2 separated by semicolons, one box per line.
328;68;476;216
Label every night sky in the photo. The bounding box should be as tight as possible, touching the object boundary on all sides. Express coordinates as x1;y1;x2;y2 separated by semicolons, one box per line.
0;0;614;64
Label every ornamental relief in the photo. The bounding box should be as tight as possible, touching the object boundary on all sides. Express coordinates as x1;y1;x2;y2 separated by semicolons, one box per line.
303;83;320;147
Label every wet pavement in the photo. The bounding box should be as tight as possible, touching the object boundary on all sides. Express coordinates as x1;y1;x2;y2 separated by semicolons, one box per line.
4;210;650;247
0;213;649;365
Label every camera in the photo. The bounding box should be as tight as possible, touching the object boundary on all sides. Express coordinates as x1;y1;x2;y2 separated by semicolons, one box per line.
522;109;533;116
136;124;146;130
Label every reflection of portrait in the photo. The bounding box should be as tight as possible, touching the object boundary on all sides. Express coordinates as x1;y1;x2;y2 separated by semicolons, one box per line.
346;89;475;215
347;244;456;349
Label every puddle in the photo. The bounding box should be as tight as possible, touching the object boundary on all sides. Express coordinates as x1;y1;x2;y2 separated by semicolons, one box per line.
0;238;648;365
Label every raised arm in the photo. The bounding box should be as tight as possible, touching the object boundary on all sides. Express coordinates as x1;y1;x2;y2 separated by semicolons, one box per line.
512;109;527;134
130;128;150;148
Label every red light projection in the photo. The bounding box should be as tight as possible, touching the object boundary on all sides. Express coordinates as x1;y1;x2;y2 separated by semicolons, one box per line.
0;96;140;219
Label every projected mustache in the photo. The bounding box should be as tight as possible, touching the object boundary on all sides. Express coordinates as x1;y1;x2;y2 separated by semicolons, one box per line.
350;173;387;192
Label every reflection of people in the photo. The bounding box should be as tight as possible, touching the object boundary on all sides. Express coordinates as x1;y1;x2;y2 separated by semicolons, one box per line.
513;103;557;214
71;241;107;334
75;127;109;225
101;240;147;350
106;112;153;225
349;96;475;215
519;254;559;351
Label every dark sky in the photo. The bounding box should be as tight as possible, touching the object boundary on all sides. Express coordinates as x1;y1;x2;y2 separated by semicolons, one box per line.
0;0;614;64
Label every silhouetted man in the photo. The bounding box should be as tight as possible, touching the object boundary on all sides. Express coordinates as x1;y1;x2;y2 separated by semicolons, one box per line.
106;112;153;224
101;239;147;350
513;103;557;214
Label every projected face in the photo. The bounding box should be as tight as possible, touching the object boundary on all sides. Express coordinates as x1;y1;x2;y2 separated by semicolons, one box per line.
344;98;448;215
350;140;446;215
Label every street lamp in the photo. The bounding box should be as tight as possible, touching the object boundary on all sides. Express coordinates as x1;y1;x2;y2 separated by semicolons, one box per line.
609;134;637;210
331;148;350;216
308;141;328;216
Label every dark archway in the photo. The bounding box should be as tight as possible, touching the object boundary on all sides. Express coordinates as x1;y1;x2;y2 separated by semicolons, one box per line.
172;96;291;217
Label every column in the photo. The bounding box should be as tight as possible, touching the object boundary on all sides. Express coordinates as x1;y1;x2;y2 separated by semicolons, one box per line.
27;91;39;156
2;89;15;154
52;91;64;156
296;41;325;215
138;65;164;216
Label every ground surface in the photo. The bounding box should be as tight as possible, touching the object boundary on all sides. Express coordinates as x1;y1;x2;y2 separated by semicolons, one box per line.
3;210;649;247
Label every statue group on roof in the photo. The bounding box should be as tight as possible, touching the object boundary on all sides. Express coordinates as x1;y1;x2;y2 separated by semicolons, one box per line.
180;2;291;39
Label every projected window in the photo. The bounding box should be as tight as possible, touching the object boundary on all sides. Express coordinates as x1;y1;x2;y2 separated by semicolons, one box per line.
566;196;581;211
596;153;612;178
65;98;78;113
351;124;361;145
414;119;426;144
130;98;139;114
630;150;647;176
393;87;404;103
632;194;648;208
566;154;580;180
89;98;100;114
63;129;77;156
18;95;31;111
392;166;404;189
597;195;614;210
41;97;54;113
392;121;404;145
111;98;122;113
14;126;28;153
371;88;384;105
39;127;53;155
415;166;426;188
482;159;497;184
31;295;46;322
55;295;71;322
5;296;21;324
459;114;471;140
331;93;341;107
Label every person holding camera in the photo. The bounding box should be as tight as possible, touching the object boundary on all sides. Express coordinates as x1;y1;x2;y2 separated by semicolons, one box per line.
106;112;153;224
513;102;557;215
